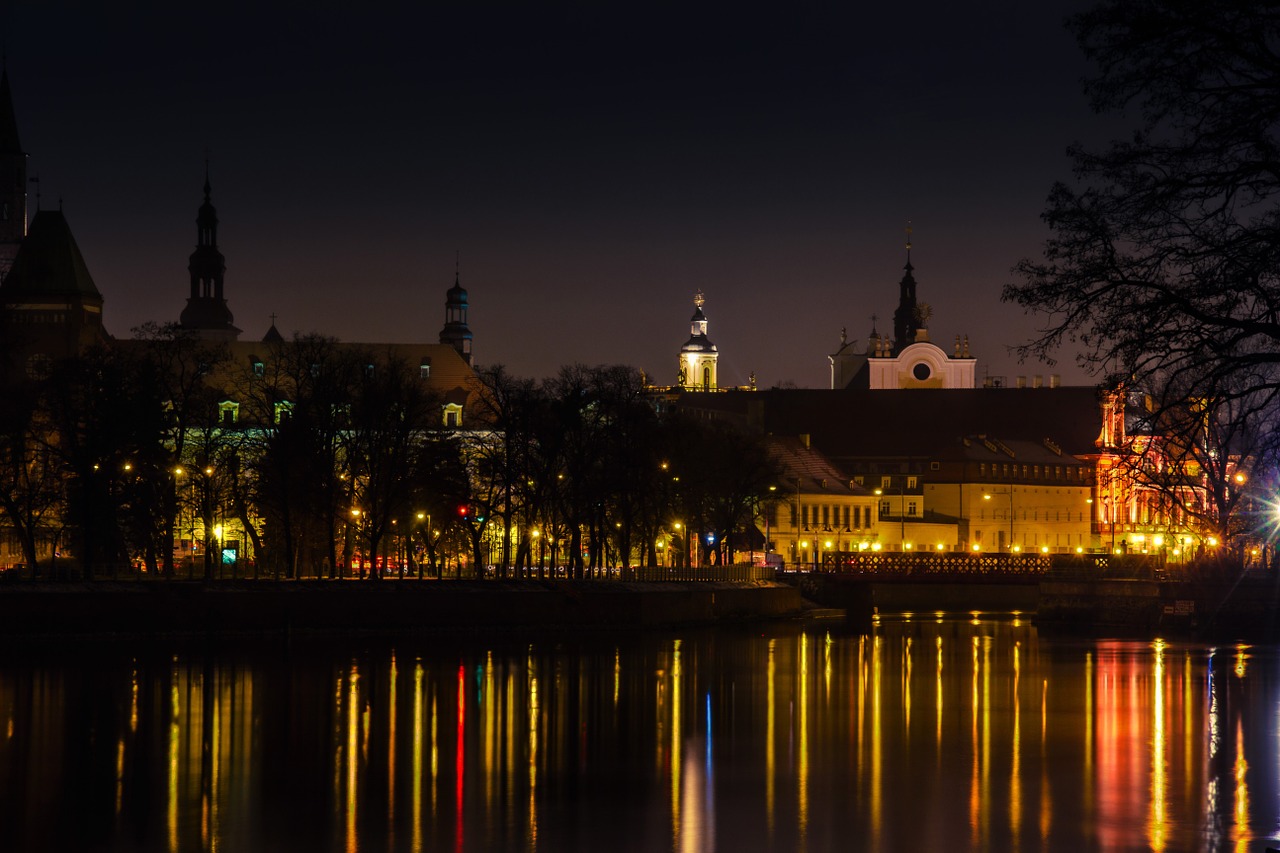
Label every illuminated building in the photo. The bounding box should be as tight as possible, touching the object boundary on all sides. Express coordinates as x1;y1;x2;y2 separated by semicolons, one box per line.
677;290;718;391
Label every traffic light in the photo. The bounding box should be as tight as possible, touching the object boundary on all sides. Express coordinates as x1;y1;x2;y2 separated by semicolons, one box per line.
457;504;470;519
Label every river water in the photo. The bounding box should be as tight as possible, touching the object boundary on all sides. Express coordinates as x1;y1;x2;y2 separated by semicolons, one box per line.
1;615;1277;852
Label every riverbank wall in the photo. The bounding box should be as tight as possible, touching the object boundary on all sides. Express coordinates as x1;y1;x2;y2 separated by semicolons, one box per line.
1037;575;1280;641
0;580;808;640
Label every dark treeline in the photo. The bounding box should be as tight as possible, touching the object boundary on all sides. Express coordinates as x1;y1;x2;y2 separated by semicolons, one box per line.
0;325;779;580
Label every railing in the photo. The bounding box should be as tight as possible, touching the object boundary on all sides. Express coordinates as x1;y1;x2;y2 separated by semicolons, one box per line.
813;550;1051;580
623;564;776;582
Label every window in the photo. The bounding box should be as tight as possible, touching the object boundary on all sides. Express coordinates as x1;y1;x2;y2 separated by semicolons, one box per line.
219;401;239;426
880;500;890;515
249;356;264;377
907;500;918;516
274;401;293;425
442;403;463;428
419;357;431;380
906;476;917;489
980;463;986;477
365;363;375;378
930;461;940;471
881;476;892;490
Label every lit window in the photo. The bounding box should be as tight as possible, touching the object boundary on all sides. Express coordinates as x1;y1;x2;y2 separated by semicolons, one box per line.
219;401;239;426
274;401;293;425
420;358;431;380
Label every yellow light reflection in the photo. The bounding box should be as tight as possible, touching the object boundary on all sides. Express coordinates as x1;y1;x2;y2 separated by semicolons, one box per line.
389;655;397;825
670;639;683;847
1233;718;1250;853
766;639;776;837
1148;640;1166;852
1011;640;1021;838
799;632;809;842
347;667;359;853
413;663;423;853
528;653;540;849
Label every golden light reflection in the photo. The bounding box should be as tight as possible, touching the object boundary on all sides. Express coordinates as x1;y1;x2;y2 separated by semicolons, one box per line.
412;663;423;853
870;633;882;846
484;652;495;811
1011;640;1021;839
389;655;397;826
799;632;809;842
936;636;943;748
765;639;776;837
969;636;979;849
903;636;912;731
670;639;683;848
1148;640;1167;852
168;672;179;853
528;653;540;850
1232;718;1249;853
346;667;360;853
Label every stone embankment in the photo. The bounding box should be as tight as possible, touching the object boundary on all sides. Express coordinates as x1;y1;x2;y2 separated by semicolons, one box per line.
0;579;809;640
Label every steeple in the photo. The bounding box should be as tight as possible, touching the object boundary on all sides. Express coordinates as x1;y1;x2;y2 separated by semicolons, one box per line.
178;168;240;341
0;65;28;282
891;222;919;355
678;290;718;391
439;259;473;364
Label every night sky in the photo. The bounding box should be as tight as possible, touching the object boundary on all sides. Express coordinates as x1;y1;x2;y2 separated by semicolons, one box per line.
5;1;1112;388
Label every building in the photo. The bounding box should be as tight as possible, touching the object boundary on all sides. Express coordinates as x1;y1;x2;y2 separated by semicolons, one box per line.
766;435;881;567
829;241;977;390
677;291;718;391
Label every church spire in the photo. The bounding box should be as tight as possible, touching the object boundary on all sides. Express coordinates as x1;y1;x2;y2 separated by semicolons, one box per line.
891;222;919;355
178;167;240;341
439;258;473;364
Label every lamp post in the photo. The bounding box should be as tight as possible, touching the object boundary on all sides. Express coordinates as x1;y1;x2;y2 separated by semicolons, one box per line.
984;488;1015;552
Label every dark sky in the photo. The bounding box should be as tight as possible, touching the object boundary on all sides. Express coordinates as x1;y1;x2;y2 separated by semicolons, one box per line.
5;1;1113;387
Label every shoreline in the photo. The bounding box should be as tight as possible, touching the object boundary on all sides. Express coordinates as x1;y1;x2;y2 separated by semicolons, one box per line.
0;579;812;642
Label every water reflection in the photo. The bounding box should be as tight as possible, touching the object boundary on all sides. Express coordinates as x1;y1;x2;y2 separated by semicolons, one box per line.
2;618;1280;851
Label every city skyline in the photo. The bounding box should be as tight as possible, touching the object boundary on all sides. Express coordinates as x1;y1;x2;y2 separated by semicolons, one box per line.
4;1;1109;387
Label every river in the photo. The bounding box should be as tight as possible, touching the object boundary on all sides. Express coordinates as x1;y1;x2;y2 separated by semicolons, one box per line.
0;615;1275;852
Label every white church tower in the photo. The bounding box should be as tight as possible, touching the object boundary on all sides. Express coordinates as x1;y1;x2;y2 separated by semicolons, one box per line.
678;291;718;391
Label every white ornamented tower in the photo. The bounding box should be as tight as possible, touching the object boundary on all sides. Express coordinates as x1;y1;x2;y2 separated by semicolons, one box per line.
678;291;718;391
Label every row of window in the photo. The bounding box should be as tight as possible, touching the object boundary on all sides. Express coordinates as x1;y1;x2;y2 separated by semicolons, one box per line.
790;504;875;530
980;462;1086;480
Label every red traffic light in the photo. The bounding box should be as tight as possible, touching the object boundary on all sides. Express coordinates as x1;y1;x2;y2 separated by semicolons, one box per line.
457;504;470;518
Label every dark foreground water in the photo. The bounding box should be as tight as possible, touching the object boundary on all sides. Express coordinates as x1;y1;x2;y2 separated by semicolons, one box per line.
2;616;1279;852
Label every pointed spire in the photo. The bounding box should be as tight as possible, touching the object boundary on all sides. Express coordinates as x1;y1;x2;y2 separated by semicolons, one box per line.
203;153;211;201
904;219;913;270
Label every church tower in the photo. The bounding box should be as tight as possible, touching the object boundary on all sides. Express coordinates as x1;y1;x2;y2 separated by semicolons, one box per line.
439;266;472;365
678;291;718;391
178;170;240;341
0;67;27;283
891;227;920;355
